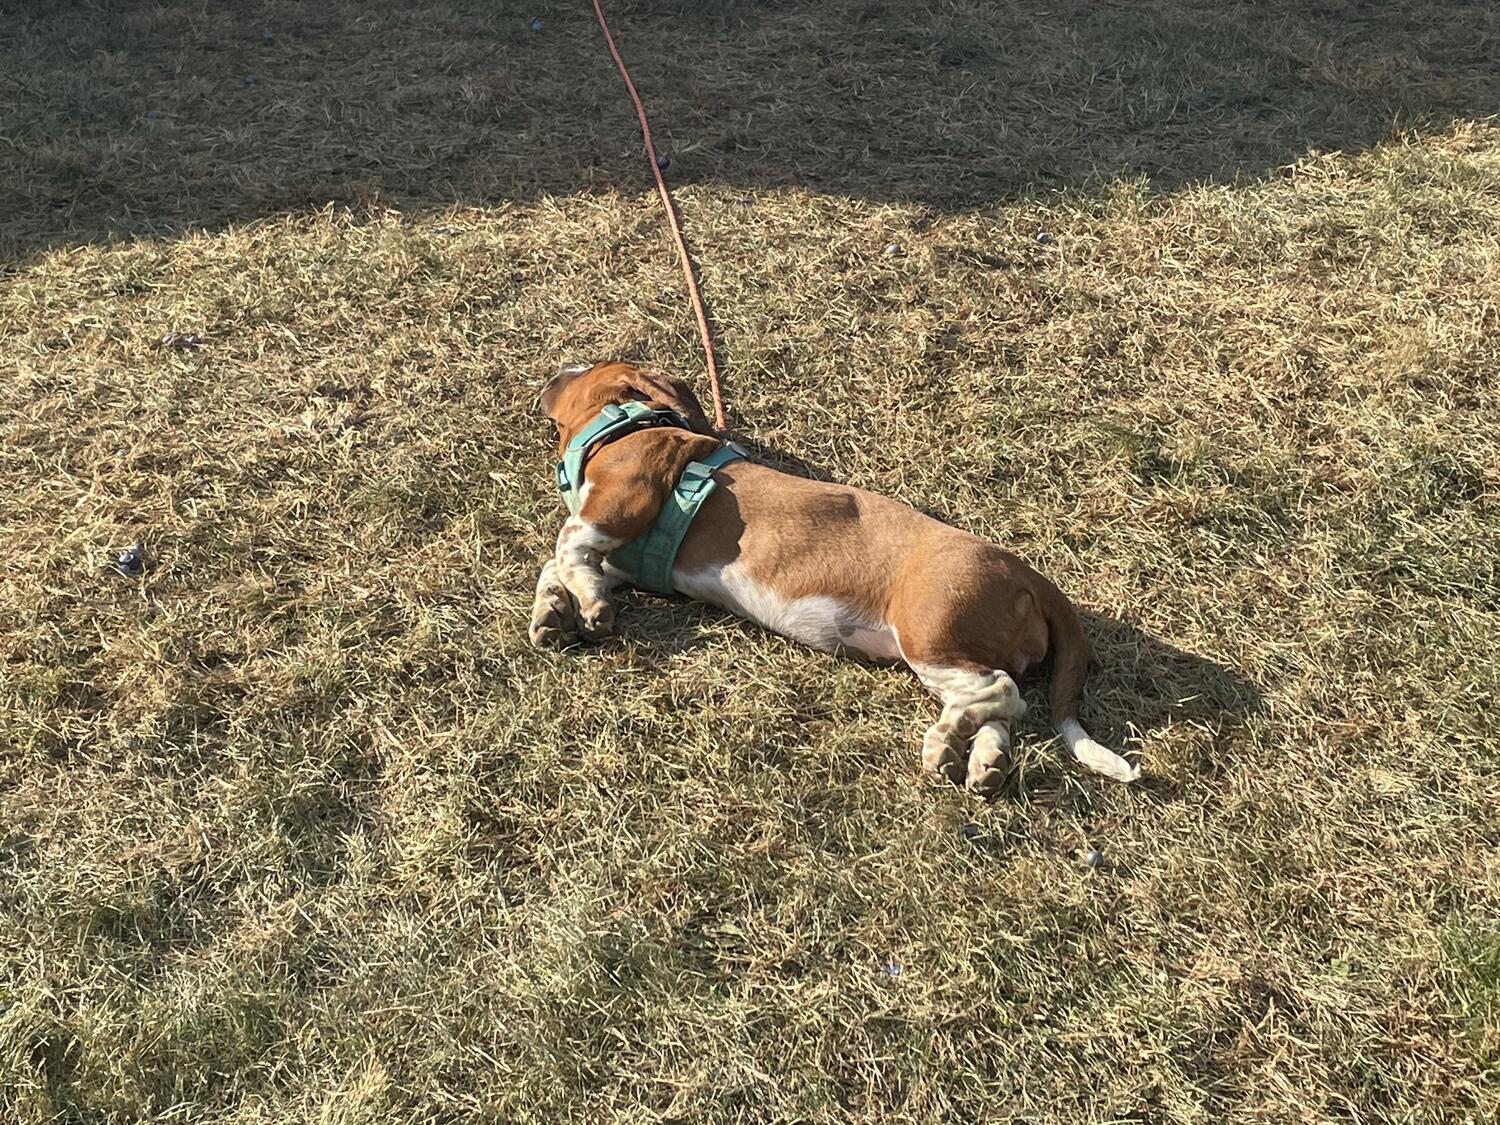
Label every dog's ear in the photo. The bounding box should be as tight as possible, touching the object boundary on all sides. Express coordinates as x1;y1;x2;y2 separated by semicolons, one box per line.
539;362;594;419
623;368;715;433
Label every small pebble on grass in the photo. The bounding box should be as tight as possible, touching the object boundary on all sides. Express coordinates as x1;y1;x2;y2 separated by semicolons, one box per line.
113;545;146;577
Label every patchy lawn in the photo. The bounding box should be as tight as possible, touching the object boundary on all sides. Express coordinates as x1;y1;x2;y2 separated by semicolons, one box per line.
2;1;1497;1121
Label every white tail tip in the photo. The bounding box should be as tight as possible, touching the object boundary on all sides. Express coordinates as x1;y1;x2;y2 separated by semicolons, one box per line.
1059;720;1140;783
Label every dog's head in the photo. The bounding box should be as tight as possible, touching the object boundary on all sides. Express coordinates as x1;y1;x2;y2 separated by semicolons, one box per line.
539;361;714;447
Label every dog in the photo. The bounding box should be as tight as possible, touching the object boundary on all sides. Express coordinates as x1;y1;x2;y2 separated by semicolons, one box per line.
531;361;1139;791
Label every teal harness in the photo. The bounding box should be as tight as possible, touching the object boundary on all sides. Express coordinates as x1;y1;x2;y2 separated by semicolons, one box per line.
556;401;745;594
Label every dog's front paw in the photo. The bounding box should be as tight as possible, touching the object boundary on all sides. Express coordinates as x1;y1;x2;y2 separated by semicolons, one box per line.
577;600;616;641
530;576;580;649
529;616;578;649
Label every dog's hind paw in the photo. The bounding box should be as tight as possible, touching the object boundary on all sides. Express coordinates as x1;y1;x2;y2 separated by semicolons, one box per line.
921;723;966;787
965;722;1013;797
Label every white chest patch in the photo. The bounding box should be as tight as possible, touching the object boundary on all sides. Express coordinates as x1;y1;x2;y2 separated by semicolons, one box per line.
674;562;901;662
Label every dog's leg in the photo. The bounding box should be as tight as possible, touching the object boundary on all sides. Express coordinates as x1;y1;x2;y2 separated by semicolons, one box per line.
553;517;623;640
913;664;1026;791
529;558;580;649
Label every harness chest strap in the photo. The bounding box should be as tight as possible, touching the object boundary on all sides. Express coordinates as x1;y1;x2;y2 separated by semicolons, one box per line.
556;404;745;595
556;401;668;512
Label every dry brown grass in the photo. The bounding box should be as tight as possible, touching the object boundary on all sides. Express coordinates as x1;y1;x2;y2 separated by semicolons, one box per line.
2;2;1499;1122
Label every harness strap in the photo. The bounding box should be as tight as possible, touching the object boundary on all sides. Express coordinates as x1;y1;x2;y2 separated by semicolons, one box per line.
555;404;745;595
558;401;685;517
610;443;745;593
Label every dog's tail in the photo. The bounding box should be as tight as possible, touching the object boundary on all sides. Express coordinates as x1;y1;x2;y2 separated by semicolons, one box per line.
1041;581;1140;783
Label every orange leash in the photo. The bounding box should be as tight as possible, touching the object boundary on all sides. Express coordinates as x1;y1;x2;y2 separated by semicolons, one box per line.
589;0;728;433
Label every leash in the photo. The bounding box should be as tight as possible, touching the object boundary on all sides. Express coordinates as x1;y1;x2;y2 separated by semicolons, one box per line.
588;0;728;433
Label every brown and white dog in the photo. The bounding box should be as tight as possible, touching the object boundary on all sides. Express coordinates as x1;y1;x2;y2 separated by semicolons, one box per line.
531;361;1139;791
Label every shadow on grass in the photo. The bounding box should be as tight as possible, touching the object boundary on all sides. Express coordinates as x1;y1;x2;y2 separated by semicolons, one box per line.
3;0;1496;258
1080;612;1264;791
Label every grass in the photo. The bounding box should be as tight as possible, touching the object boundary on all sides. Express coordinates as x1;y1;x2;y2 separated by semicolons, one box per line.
2;1;1498;1121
